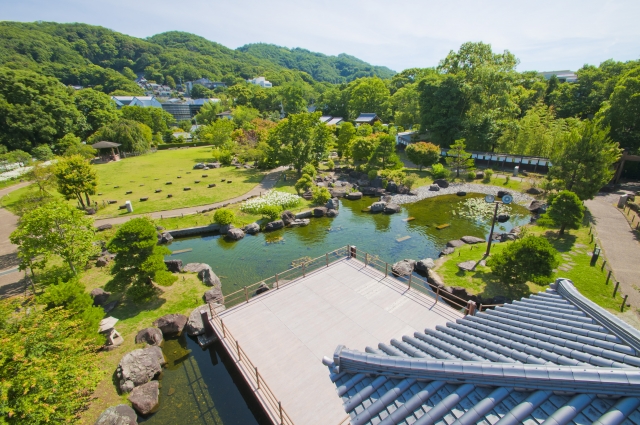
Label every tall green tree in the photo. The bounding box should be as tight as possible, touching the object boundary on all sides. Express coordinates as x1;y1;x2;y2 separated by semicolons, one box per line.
368;134;402;170
107;217;171;288
418;74;467;145
350;136;376;164
54;155;98;209
600;66;640;153
405;142;441;170
10;201;97;276
88;119;152;153
73;88;120;139
337;122;356;159
445;139;474;177
194;100;223;125
539;190;585;235
391;84;420;129
347;77;391;120
199;119;236;148
265;112;332;176
279;83;308;115
0;68;84;152
120;105;175;134
549;121;622;200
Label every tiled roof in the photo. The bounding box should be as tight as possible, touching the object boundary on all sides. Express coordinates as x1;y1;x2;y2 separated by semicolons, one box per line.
327;117;344;126
320;115;333;123
325;279;640;425
355;113;380;123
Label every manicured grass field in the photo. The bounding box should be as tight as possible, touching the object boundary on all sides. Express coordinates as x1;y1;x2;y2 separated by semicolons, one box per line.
1;148;265;218
435;219;624;311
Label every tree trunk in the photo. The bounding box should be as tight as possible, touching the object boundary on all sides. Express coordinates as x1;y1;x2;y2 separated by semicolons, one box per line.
76;193;86;209
559;223;566;235
84;192;91;208
68;260;77;275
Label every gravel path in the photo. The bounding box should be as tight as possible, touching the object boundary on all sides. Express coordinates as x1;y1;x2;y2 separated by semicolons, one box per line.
390;183;535;206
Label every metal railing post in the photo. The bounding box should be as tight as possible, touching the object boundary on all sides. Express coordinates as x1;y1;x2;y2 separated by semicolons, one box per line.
385;263;388;277
435;286;440;304
408;273;412;288
606;270;612;285
236;340;240;362
279;401;283;425
275;272;279;289
613;281;620;297
621;295;629;312
302;262;306;277
221;320;226;338
326;253;329;267
244;286;249;303
365;252;368;266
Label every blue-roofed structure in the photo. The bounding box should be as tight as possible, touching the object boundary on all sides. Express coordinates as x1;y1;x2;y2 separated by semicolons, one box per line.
326;278;640;425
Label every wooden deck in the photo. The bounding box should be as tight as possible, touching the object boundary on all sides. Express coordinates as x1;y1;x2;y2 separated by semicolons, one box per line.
210;257;464;425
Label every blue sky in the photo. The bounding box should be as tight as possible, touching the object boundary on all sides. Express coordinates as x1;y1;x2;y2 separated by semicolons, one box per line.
2;0;639;73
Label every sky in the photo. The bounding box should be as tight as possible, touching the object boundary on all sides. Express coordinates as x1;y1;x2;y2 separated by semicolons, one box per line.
2;0;639;73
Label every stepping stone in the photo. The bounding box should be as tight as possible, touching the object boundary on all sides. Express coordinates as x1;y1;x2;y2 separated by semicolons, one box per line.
558;265;573;271
140;197;148;201
155;189;162;193
227;181;232;183
166;182;172;185
126;191;132;194
186;172;191;174
208;184;216;188
167;194;173;198
202;175;208;177
184;187;191;191
114;186;120;188
575;243;587;248
139;184;144;186
221;179;226;182
195;180;200;183
177;176;182;178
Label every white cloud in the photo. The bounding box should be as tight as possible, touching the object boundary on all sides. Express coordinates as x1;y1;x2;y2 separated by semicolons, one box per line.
1;0;639;72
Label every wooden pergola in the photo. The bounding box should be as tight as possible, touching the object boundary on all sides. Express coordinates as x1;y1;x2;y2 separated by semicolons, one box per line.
91;141;121;162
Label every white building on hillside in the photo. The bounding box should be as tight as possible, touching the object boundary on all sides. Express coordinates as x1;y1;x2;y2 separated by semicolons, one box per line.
247;76;272;88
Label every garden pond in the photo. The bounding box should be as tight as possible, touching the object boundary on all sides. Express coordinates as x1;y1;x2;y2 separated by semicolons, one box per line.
147;193;532;425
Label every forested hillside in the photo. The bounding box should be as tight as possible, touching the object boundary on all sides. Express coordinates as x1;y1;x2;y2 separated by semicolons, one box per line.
237;43;395;83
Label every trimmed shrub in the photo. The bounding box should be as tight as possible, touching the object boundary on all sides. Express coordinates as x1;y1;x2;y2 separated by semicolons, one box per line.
483;169;493;182
368;169;378;181
312;186;331;205
431;163;450;179
466;171;476;180
261;204;281;221
301;164;317;178
487;236;559;286
213;208;235;225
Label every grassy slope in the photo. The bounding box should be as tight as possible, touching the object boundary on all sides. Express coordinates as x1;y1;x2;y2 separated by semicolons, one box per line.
435;219;624;311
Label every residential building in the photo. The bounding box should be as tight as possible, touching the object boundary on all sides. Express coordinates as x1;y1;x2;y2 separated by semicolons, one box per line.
161;98;220;122
185;78;226;94
247;76;273;88
216;111;233;120
111;96;163;109
539;70;578;83
319;116;333;124
354;113;381;125
396;130;417;146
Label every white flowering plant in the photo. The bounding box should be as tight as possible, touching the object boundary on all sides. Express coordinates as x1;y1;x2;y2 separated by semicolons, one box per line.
240;190;302;215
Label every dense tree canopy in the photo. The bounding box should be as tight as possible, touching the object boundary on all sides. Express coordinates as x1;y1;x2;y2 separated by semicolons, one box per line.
88;119;152;153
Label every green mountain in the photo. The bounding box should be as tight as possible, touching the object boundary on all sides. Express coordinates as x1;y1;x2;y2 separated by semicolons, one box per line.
0;21;393;94
238;43;395;83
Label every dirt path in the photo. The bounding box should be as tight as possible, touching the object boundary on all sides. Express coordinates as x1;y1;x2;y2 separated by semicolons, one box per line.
0;182;31;297
585;186;640;307
94;167;287;226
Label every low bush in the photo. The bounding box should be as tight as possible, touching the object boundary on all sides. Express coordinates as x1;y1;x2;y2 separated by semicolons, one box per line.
466;171;476;180
261;204;281;221
126;282;157;302
483;168;493;182
326;159;335;170
301;164;317;177
368;169;378;181
431;163;450;179
403;176;417;190
154;270;178;286
295;174;313;194
214;208;235;225
312;186;331;205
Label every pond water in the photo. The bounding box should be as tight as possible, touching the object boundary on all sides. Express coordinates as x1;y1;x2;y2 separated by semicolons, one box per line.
152;194;531;424
167;194;531;295
140;335;270;425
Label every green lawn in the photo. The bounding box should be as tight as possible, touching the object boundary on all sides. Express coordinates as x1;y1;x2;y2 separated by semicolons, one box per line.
1;148;265;218
435;220;624;311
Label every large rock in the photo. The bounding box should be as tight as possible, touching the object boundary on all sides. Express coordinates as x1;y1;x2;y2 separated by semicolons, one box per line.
91;288;111;306
116;346;165;393
345;191;362;200
415;258;436;272
197;266;221;288
244;223;260;234
186;305;210;336
439;247;455;256
528;200;546;214
281;210;296;226
226;228;245;240
95;404;138;425
387;181;398;193
219;224;233;235
497;190;511;198
152;314;188;337
475;171;485;179
183;263;209;273
457;261;477;272
461;236;484;244
429;184;440;191
526;187;543;195
265;220;284;231
326;209;339;218
370;201;386;212
96;224;113;232
135;327;163;347
313;207;328;217
128;381;160;415
290;219;310;227
203;287;223;304
157;232;173;244
447;239;465;248
164;259;183;273
325;198;339;209
497;214;510;223
434;179;449;188
392;259;416;277
384;204;401;214
96;256;111;267
295;210;312;219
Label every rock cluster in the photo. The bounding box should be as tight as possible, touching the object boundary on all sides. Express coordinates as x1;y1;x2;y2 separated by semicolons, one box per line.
186;305;210;336
152;314;188;337
95;404;138;425
244;223;260;234
116;346;165;393
226;228;245;240
391;259;416;277
135;327;163;346
265;220;284;231
128;381;160;415
91;288;111;306
164;259;183;273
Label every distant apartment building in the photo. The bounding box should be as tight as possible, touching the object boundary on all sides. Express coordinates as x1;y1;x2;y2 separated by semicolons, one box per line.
184;78;227;94
539;70;578;83
247;76;272;88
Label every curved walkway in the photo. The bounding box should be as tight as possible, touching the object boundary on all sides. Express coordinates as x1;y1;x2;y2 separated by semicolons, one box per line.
94;167;287;226
0;182;31;298
585;187;640;307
